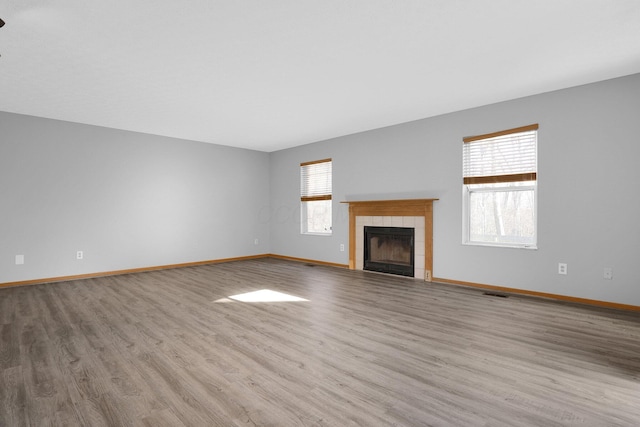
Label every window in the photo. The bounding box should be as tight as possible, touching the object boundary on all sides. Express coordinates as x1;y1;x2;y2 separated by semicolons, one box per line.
463;124;538;248
300;158;332;234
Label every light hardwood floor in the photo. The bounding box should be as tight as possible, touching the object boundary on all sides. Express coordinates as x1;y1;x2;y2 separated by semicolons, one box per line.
1;258;640;426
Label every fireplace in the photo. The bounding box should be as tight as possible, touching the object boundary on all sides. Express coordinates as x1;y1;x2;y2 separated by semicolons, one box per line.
342;199;437;281
364;226;415;277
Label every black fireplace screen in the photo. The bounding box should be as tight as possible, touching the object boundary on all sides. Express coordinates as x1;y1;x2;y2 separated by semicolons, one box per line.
364;226;414;277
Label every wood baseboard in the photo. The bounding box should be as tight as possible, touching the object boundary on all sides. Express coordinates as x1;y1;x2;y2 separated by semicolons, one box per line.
432;277;640;312
267;254;349;269
3;256;637;312
0;254;271;289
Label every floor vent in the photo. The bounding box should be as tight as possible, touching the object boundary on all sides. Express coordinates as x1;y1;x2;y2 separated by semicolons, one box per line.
305;264;316;267
483;292;508;298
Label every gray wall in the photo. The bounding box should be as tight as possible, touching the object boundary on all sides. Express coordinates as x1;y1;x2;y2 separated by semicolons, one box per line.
269;73;640;306
3;74;639;306
1;112;270;283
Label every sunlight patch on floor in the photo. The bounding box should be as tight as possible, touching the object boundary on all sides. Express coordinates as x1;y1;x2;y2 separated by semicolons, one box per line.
214;289;309;303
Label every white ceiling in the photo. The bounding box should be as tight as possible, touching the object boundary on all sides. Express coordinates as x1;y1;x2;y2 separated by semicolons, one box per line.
1;1;640;152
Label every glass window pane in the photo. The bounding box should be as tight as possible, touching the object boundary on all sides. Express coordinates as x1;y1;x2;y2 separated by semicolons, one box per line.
302;200;332;234
468;188;535;245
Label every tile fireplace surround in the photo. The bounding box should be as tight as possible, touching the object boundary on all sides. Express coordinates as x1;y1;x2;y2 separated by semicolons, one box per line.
342;199;437;281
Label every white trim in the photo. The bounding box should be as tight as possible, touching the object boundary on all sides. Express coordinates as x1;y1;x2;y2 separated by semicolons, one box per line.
463;183;537;249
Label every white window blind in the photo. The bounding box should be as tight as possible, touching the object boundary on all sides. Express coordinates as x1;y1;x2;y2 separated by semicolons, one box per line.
301;159;332;201
463;124;537;185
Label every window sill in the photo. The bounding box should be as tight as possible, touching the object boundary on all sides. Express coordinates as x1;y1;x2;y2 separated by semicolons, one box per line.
463;242;537;250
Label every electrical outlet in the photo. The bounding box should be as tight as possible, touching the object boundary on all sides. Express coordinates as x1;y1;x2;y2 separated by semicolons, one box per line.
340;244;345;252
15;254;24;265
254;238;259;245
603;267;613;280
76;251;84;260
558;263;567;275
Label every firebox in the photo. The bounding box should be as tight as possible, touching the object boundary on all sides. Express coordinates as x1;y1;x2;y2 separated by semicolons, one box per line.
364;226;415;277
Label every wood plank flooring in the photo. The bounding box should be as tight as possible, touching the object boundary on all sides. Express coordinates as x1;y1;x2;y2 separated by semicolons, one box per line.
1;258;640;426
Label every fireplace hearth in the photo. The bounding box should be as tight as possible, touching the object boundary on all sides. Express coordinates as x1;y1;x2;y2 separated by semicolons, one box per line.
364;226;415;277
